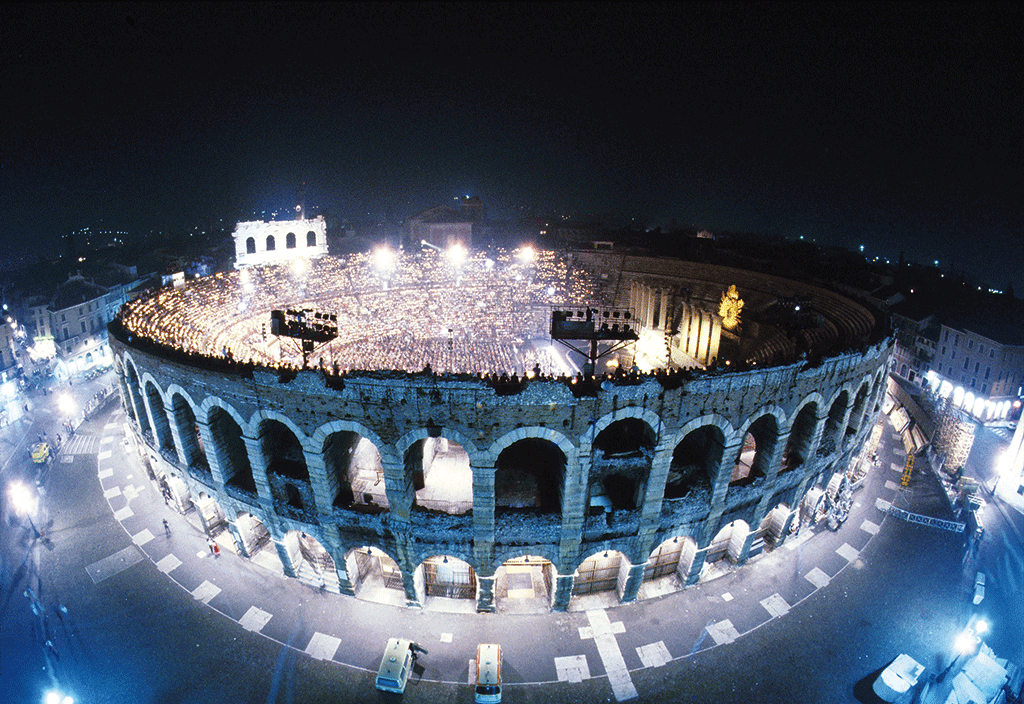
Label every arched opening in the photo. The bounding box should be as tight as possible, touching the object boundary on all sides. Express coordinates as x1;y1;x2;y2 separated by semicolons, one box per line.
418;555;477;606
286;232;296;249
283;531;337;591
323;431;388;512
702;520;750;579
259;420;312;516
572;550;628;602
731;415;779;486
144;381;173;454
407;435;472;515
306;230;317;247
266;235;276;251
760;502;793;548
234;511;273;562
209;407;255;495
345;546;406;606
782;403;818;472
494;555;555;613
665;425;722;500
590;419;656;516
246;237;256;254
86;352;94;364
641;536;698;598
171;393;206;472
195;491;227;537
846;383;870;439
819;391;849;457
495;438;565;513
125;362;150;436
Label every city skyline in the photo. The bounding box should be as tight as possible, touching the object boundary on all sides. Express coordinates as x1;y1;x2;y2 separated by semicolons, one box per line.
3;3;1021;285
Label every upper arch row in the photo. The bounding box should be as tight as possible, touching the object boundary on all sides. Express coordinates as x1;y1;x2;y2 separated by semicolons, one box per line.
117;350;881;462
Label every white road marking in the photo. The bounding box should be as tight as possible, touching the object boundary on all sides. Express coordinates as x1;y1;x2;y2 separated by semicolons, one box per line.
805;567;831;588
113;506;134;521
636;641;671;668
760;592;791;617
580;609;637;701
132;529;154;546
554;654;591;683
706;619;740;645
860;519;880;535
156;554;182;573
837;543;860;562
192;580;221;604
239;606;273;632
304;632;341;661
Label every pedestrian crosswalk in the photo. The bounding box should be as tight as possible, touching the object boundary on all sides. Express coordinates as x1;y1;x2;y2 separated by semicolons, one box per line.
62;433;99;455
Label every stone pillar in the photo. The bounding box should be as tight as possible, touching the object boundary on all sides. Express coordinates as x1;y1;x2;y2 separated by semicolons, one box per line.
227;519;249;557
472;460;496;563
384;453;413;521
126;383;148;435
684;548;708;586
163;401;189;468
195;420;227;486
241;434;275;507
304;449;333;517
646;287;657;329
558;454;586;579
551;573;575;611
273;535;297;578
476;574;496;613
618;561;647;603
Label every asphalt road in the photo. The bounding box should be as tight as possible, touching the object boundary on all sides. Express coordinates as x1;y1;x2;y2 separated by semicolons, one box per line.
2;387;1021;704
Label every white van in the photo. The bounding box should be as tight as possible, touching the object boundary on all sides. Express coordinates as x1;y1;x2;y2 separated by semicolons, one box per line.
475;643;502;703
375;638;414;693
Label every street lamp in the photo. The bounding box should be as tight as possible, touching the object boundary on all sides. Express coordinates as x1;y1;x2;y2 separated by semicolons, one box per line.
8;480;40;538
58;393;76;416
940;619;988;682
44;690;75;704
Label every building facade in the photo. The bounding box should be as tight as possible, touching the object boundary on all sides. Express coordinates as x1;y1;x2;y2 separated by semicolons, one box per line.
233;216;329;269
925;324;1024;421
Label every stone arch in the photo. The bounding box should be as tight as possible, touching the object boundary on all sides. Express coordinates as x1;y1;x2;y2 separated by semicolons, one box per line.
572;549;630;599
306;230;317;247
664;417;732;501
114;356;135;422
344;545;405;604
142;377;173;453
255;417;314;516
729;412;780;486
246;237;256;254
846;381;872;438
205;402;256;495
266;235;276;251
589;416;658;512
819;388;850;457
642;535;698;592
416;554;478;602
282;530;337;591
494;436;567;514
398;425;476;516
704;519;750;568
168;387;206;471
582;405;664;448
286;232;296;249
123;355;150;436
319;426;389;512
782;397;822;473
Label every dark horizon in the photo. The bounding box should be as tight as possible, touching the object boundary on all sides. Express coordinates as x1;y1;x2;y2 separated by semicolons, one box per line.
3;3;1021;286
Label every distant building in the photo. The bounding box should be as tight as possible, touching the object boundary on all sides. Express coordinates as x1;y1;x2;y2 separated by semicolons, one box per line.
29;272;146;378
925;323;1024;421
0;322;15;375
406;205;473;251
233;216;328;268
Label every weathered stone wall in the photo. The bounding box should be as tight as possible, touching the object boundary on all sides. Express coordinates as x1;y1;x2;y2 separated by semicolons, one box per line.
112;329;891;609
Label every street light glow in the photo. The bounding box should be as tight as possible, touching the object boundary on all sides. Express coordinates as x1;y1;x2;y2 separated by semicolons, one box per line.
58;394;76;415
447;243;467;264
9;481;35;515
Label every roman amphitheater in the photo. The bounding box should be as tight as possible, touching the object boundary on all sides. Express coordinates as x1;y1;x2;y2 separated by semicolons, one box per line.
108;245;892;613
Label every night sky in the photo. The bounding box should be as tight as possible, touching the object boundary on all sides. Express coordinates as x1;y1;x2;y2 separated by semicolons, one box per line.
3;3;1021;286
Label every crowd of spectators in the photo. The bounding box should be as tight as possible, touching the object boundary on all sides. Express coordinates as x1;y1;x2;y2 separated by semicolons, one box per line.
117;248;603;376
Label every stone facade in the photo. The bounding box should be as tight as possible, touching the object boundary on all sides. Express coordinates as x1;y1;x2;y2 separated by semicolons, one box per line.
111;328;891;611
233;216;328;268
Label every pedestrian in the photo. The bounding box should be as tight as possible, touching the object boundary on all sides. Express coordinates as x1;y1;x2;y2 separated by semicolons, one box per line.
208;538;216;555
212;541;220;558
163;519;171;537
317;572;326;593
